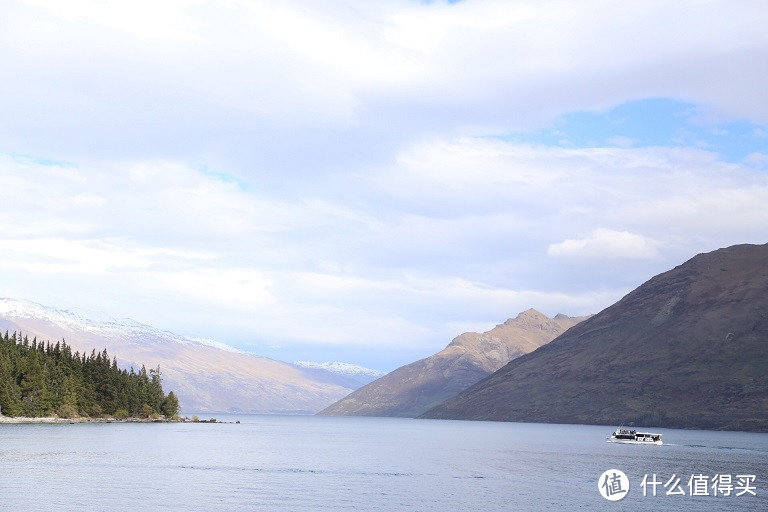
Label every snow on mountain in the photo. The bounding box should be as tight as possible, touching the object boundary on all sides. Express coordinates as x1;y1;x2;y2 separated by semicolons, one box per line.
0;297;114;334
0;297;356;413
293;360;387;380
184;337;252;355
0;297;244;353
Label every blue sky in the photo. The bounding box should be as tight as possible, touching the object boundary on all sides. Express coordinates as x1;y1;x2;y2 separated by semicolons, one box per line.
0;0;767;371
512;98;767;164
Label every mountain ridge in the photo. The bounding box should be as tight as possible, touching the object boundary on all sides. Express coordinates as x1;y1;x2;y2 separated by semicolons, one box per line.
292;361;387;385
421;243;768;432
0;298;359;413
319;309;588;417
0;298;253;355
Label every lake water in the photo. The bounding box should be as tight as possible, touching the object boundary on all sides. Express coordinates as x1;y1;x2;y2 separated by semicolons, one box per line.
1;415;766;511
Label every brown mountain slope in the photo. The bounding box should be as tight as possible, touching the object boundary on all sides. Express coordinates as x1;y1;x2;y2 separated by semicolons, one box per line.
422;243;768;432
0;301;354;413
319;309;587;417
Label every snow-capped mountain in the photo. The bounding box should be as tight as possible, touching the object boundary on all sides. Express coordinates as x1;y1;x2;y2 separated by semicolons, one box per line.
0;298;247;354
0;298;356;413
293;361;387;385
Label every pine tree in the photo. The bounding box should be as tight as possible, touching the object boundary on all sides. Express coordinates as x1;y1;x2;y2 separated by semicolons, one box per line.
19;349;51;416
0;351;22;415
0;332;179;419
148;366;165;412
162;391;180;418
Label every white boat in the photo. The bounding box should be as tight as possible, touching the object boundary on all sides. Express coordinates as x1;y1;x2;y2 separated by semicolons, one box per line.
607;427;662;445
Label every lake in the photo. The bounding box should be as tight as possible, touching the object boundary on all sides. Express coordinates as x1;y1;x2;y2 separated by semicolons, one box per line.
1;415;766;511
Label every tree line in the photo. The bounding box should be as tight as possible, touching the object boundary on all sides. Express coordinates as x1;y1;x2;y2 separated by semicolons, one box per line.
0;331;179;419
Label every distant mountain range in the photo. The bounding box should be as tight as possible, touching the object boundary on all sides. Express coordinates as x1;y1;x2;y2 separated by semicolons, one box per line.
422;243;768;432
0;298;379;414
292;361;387;386
7;243;762;430
320;309;588;417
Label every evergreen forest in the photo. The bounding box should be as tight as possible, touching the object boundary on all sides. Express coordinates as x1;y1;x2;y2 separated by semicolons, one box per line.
0;331;179;419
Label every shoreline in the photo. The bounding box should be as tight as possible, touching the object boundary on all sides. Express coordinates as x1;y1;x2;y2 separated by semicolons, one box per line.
0;415;223;424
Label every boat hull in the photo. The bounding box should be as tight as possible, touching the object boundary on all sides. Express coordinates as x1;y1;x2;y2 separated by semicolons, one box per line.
607;438;663;445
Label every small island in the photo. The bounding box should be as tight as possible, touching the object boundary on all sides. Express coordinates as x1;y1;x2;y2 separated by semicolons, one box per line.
0;330;179;421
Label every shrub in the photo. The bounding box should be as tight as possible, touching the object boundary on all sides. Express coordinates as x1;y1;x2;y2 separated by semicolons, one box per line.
140;404;154;419
114;408;130;420
55;404;78;419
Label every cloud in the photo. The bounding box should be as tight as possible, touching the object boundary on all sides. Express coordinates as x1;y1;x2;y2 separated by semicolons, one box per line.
1;1;767;368
2;0;766;172
746;153;768;168
3;139;767;356
0;238;211;274
548;229;660;260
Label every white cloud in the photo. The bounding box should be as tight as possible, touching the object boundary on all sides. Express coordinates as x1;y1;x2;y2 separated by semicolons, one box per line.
154;268;276;311
0;238;211;274
1;1;767;368
746;152;768;168
548;229;660;260
2;0;766;169
4;137;768;367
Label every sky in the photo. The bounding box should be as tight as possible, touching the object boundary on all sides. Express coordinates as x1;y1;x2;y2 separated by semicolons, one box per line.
1;0;767;371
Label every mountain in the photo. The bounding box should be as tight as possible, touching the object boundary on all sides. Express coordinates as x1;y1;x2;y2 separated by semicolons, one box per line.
292;361;387;387
0;299;355;414
319;309;588;417
422;243;768;432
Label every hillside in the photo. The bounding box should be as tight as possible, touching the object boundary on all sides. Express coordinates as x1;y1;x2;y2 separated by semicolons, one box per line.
320;309;587;417
422;243;768;432
0;299;356;414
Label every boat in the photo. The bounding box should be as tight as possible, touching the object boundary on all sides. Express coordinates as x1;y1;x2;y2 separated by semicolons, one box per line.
607;427;662;445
